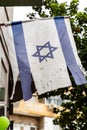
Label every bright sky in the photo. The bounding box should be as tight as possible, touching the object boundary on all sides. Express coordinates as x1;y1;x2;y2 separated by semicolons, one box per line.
13;0;87;21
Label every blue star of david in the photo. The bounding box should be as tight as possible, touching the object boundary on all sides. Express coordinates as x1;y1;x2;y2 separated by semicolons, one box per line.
32;41;58;62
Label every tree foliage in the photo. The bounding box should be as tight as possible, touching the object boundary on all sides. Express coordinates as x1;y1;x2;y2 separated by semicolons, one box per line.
27;0;87;129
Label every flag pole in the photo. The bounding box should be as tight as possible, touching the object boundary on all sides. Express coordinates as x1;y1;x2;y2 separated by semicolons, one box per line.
0;16;70;27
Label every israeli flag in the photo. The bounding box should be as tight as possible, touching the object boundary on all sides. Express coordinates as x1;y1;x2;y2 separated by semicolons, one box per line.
3;17;87;101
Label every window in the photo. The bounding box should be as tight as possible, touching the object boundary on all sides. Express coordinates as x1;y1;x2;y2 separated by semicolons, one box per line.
0;87;5;101
30;126;36;130
14;123;24;130
14;124;37;130
46;95;62;106
0;59;7;101
20;126;24;130
0;106;4;115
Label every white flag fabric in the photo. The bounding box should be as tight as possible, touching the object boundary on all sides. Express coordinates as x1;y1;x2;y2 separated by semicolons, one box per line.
2;17;87;101
64;18;86;76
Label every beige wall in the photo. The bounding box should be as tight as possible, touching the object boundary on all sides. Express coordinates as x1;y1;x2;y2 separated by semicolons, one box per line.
10;114;45;130
13;100;56;118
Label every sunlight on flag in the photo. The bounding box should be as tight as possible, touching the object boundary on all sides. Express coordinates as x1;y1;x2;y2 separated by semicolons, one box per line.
2;17;87;101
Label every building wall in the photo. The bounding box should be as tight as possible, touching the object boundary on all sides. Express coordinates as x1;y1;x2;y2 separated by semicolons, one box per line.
10;114;48;130
44;117;62;130
10;98;57;130
0;7;13;116
0;7;13;23
11;98;62;130
10;114;39;128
